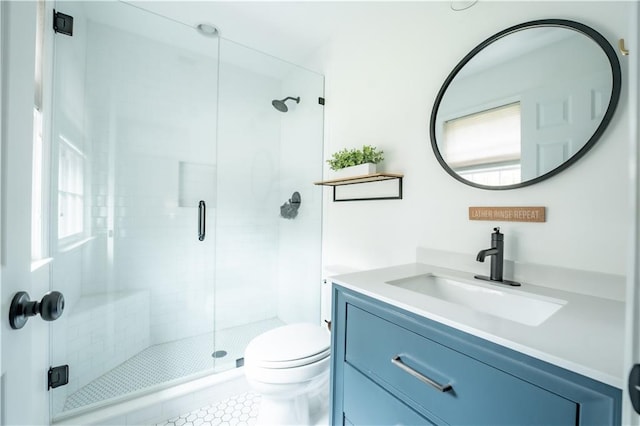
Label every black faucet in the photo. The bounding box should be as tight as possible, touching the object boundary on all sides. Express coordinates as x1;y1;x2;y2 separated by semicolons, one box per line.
474;227;521;287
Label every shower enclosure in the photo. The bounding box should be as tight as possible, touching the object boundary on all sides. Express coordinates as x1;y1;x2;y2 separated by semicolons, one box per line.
48;2;323;420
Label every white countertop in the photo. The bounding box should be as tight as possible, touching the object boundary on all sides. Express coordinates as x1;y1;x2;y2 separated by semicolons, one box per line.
330;262;625;389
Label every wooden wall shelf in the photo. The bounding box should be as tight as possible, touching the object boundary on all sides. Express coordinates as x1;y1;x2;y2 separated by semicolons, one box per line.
314;173;404;201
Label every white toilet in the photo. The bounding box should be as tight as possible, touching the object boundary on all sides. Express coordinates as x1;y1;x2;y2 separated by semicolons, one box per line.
244;322;331;425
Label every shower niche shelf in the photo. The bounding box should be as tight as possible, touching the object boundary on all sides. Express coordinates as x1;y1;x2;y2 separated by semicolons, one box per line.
314;173;403;202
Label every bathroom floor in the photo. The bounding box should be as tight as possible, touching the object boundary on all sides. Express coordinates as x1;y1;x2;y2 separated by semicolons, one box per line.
155;392;261;426
62;318;284;412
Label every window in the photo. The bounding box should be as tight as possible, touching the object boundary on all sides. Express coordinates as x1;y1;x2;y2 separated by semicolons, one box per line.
58;136;85;240
443;102;521;185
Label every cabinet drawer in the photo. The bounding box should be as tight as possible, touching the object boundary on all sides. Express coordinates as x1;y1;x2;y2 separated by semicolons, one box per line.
345;304;578;425
344;363;435;425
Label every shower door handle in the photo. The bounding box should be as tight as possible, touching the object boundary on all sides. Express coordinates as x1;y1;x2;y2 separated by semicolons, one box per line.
198;200;206;241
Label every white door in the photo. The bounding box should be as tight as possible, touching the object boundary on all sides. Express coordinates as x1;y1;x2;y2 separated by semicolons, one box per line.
519;28;614;182
520;82;584;180
1;1;52;425
625;3;640;425
520;74;611;181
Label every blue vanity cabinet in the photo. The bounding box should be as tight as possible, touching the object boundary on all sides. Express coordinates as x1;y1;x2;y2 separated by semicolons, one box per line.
330;285;622;426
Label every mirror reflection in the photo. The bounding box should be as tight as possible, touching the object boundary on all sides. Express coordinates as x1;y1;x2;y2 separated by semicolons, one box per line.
431;21;620;189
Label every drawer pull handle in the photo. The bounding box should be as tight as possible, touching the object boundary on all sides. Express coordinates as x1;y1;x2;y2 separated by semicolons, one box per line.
391;355;453;393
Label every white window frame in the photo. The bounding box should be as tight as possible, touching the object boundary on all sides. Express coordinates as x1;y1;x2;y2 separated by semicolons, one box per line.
456;161;522;187
57;135;86;244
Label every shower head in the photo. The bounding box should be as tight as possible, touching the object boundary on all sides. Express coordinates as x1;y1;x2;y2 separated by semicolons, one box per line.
272;96;300;113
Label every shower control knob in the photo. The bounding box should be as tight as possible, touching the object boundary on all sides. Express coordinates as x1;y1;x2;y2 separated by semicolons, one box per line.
9;290;65;329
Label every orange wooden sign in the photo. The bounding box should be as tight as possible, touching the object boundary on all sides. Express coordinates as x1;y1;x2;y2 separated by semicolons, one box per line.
469;206;546;223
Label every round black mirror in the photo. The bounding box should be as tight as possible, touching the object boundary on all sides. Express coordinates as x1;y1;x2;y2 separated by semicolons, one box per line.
430;19;621;190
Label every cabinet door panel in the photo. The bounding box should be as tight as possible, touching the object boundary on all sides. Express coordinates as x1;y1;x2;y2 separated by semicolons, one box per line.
345;304;578;425
344;364;437;425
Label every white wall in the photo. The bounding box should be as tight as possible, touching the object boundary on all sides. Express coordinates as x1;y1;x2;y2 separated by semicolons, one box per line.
316;1;630;280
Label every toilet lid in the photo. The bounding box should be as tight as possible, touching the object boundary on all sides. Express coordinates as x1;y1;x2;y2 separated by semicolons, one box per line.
245;323;330;369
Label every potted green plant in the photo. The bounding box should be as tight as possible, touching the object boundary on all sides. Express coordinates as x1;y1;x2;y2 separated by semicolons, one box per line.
327;145;384;178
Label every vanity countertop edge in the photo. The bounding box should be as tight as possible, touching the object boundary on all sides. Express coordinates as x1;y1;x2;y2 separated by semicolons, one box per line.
330;262;625;389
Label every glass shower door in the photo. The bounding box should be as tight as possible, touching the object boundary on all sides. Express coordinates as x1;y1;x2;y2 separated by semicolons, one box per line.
49;1;219;419
212;39;324;371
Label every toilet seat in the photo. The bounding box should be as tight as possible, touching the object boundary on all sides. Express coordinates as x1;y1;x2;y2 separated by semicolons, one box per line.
245;354;330;385
245;323;330;370
251;347;330;369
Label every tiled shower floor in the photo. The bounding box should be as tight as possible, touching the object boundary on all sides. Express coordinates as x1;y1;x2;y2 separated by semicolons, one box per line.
62;318;284;412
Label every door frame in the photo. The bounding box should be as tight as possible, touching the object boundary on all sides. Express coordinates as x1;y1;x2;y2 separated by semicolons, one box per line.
624;2;640;425
0;0;4;419
0;2;50;425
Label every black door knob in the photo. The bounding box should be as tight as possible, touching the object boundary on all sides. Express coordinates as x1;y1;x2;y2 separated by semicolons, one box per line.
629;364;640;414
9;291;65;329
40;291;65;321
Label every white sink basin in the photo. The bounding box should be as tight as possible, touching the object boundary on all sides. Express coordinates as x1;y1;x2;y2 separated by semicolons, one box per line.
386;274;566;326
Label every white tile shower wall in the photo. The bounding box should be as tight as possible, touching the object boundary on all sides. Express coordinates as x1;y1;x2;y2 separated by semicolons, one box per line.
65;291;150;394
215;56;282;330
276;70;324;325
84;19;218;345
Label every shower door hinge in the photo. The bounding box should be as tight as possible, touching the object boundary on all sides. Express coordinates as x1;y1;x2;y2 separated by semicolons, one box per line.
53;10;74;36
318;97;325;105
48;365;69;390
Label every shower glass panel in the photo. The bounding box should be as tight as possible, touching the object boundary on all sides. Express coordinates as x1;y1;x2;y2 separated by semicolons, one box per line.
212;40;324;371
49;1;219;418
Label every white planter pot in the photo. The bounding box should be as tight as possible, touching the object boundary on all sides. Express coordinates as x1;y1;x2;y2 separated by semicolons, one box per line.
330;163;377;179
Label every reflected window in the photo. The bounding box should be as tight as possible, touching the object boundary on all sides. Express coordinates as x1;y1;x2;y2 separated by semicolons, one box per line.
443;102;521;185
457;162;521;186
58;136;85;240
